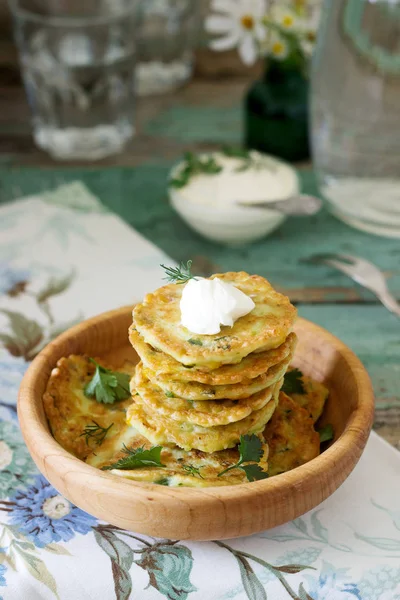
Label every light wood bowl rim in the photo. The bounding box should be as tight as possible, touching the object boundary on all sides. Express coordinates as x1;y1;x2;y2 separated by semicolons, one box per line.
18;306;375;539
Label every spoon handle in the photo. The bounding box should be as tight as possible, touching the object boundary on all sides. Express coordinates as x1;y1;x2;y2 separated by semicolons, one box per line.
236;194;322;216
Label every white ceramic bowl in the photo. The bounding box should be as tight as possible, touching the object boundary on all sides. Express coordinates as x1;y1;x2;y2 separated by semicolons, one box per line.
169;153;300;245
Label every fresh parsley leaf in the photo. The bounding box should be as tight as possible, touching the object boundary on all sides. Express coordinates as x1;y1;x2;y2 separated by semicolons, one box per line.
155;478;170;486
218;434;267;481
238;434;264;463
84;359;130;404
169;152;223;188
80;421;113;447
165;390;175;398
282;368;305;395
161;260;196;284
242;464;269;482
182;464;204;478
318;424;334;443
188;338;203;346
102;444;165;470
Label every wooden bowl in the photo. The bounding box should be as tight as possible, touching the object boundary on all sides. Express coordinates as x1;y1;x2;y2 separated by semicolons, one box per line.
18;306;374;541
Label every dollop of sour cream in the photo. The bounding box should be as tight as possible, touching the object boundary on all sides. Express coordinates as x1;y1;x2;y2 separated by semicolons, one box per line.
180;278;255;335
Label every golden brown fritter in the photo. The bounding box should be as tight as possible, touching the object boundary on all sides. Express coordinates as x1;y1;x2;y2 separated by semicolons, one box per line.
87;427;269;488
132;272;297;367
126;390;279;453
129;326;297;384
263;392;320;477
134;361;280;427
291;374;329;423
43;355;135;460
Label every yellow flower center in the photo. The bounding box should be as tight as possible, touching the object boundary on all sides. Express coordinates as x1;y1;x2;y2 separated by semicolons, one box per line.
272;42;285;56
282;15;294;28
241;15;254;30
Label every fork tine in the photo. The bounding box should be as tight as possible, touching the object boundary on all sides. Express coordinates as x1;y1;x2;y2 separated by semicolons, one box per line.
331;253;362;265
320;258;357;276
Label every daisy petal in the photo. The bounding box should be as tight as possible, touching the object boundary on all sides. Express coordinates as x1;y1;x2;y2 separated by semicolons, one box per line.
210;0;237;14
205;15;234;34
210;31;241;52
239;34;258;65
254;22;267;42
239;0;267;18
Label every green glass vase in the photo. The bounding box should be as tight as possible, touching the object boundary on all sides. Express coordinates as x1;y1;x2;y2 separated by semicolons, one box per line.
244;60;310;162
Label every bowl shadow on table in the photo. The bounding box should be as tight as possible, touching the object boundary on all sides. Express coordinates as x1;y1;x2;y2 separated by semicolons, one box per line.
18;307;374;541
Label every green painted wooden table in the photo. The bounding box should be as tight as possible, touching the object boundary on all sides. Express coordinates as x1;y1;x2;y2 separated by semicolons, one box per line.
1;163;399;449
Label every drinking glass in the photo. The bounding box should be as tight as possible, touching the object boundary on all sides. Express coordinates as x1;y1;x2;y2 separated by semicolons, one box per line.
311;0;400;237
8;0;139;160
136;0;197;96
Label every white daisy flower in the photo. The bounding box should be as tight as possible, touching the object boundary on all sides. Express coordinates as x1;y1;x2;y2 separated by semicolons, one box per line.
270;5;299;31
268;32;290;60
205;0;268;66
296;5;321;57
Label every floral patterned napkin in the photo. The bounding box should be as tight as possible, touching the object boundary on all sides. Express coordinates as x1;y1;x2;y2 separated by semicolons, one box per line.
0;183;399;600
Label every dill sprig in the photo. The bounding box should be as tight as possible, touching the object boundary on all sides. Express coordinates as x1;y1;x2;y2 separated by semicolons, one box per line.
169;151;223;188
182;464;204;479
161;260;197;284
80;421;114;447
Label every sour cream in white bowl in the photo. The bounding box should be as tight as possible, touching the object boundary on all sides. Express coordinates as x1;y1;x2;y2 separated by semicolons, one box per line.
168;150;299;245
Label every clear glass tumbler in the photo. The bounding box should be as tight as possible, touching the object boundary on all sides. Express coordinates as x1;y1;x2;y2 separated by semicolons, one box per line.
311;0;400;237
8;0;139;160
136;0;197;96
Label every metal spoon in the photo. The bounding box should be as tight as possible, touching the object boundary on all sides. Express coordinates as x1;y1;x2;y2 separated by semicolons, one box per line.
235;194;322;216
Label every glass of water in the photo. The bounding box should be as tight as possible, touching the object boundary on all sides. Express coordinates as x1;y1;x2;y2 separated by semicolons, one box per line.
311;0;400;237
9;0;139;160
136;0;197;96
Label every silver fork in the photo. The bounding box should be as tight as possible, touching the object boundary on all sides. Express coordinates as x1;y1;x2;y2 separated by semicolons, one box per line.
303;252;400;317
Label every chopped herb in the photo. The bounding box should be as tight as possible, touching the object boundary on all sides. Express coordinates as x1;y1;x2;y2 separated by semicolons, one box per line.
222;146;278;173
84;359;130;404
169;152;223;188
214;335;231;350
80;421;113;447
165;390;175;398
318;424;334;443
218;434;268;481
222;146;251;159
282;368;305;395
188;338;203;346
242;464;269;482
183;364;195;369
182;464;204;479
161;260;196;284
102;444;165;471
155;478;170;486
